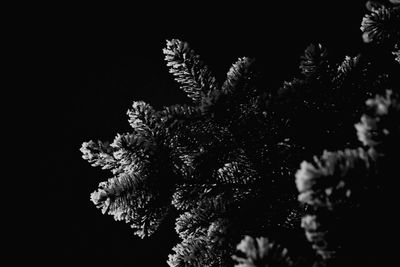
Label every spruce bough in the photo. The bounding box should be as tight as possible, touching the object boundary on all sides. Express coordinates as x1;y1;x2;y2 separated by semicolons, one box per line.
81;1;399;266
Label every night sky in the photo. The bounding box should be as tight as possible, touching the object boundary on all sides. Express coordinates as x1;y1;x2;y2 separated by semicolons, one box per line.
40;2;367;266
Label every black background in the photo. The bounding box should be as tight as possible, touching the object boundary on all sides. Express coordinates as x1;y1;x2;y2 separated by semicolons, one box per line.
38;2;368;266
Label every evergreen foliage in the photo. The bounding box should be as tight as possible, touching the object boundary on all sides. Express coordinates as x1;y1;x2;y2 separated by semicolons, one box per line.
232;236;293;267
361;2;400;45
81;1;399;266
163;39;218;103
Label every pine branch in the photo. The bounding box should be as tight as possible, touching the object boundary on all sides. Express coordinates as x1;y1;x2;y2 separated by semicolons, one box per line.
163;39;218;103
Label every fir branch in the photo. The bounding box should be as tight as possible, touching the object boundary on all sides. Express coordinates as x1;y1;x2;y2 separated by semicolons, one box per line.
90;172;170;238
331;54;377;118
109;132;155;174
365;1;386;12
171;216;235;267
273;78;311;116
393;46;400;63
332;54;366;94
203;57;258;119
207;218;231;246
232;236;293;267
361;5;400;45
300;215;335;261
111;132;156;159
299;43;329;78
294;90;399;264
168;235;223;267
163;39;218;103
199;57;257;117
172;182;255;215
159;104;202;134
126;101;157;134
221;57;256;95
355;90;400;154
279;206;307;230
336;55;361;76
215;151;260;185
168;237;203;267
85;129;175;238
175;209;214;240
166;119;238;183
80;8;400;265
171;184;203;211
80;140;117;172
295;148;372;210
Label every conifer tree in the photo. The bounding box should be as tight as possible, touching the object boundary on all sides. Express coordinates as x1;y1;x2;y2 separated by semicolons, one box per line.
81;1;399;266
